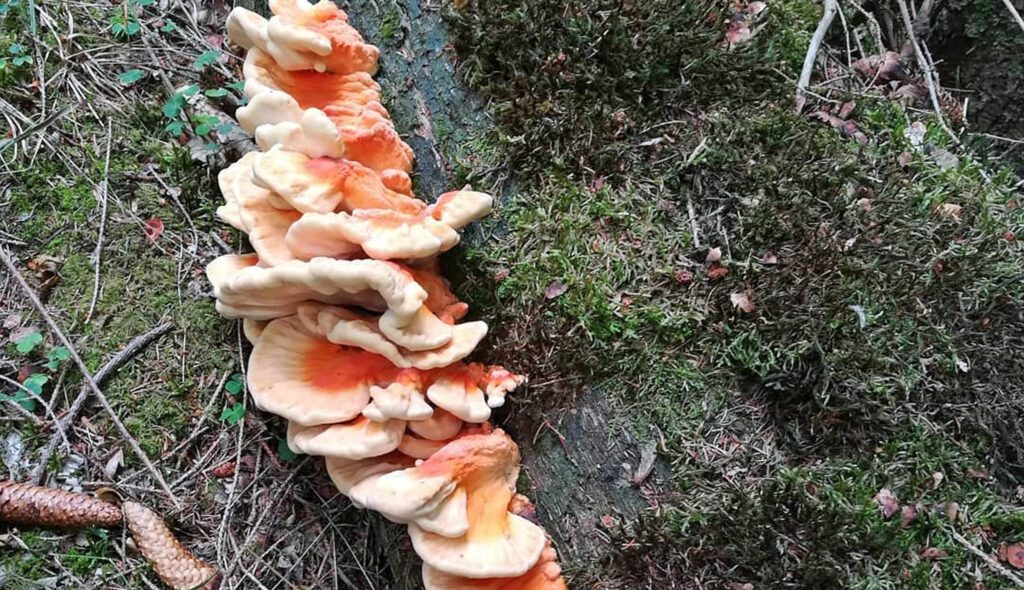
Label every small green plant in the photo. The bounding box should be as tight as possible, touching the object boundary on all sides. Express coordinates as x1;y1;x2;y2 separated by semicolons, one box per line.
44;346;70;370
192;50;220;70
6;333;72;411
277;438;297;461
219;402;245;425
225;373;244;395
118;69;144;85
14;331;42;353
0;43;31;80
110;12;140;38
0;0;22;16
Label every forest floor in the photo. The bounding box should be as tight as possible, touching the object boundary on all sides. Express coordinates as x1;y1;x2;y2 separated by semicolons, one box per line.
1;0;1023;589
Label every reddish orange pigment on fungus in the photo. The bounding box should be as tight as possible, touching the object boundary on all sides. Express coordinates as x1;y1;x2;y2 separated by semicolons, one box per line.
302;340;401;390
303;157;423;213
278;70;382;112
301;339;513;397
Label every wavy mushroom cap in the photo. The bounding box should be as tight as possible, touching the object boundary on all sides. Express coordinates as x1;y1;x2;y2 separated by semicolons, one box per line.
248;310;503;426
283;189;494;262
227;1;378;74
285;208;458;261
205;255;454;350
242;318;268;345
421;541;567;590
219;156;302;267
425;365;525;423
408;408;464;441
408;265;470;326
406;430;546;578
252;148;423;214
248;314;399;424
398;423;492;460
326;453;469;537
296;302;487;370
287;416;405;459
430;190;495;230
238;88;414;175
243;47;381;112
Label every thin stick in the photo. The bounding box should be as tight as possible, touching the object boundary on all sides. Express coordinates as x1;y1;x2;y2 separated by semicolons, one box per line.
0;247;180;508
86;118;113;323
895;0;958;142
0;373;67;435
30;322;173;484
948;528;1024;588
1002;0;1024;33
795;0;838;113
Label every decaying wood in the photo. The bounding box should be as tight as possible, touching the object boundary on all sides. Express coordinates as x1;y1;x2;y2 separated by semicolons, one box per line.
333;4;662;585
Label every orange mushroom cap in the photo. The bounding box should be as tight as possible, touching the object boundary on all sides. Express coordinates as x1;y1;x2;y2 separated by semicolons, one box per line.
205;254;455;351
252;147;423;215
287;416;405;459
408;408;464;441
237;49;414;176
421;540;567;590
398;423;492;460
405;430;546;578
227;0;379;75
284;190;493;261
218;153;302;267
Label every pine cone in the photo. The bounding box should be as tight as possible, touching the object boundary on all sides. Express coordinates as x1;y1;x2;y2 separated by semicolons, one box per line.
0;481;122;528
122;501;221;590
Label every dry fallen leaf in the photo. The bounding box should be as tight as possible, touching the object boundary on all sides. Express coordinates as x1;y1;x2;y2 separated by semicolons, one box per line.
900;504;918;528
999;542;1024;569
103;448;124;479
707;265;730;280
920;547;948;560
812;110;868;144
852;51;904;83
544;280;568;300
145;217;165;243
873;488;899;519
937;203;963;223
730;292;756;313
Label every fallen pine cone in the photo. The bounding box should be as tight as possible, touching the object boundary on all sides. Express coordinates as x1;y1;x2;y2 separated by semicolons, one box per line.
123;501;221;590
0;481;122;528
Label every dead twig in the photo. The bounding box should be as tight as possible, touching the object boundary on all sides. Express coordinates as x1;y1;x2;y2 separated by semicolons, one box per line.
0;247;179;508
947;528;1024;588
85;118;113;323
796;0;838;112
30;322;174;484
1001;0;1024;34
895;0;959;142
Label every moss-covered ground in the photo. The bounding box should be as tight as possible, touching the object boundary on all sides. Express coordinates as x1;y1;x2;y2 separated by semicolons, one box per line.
441;0;1024;587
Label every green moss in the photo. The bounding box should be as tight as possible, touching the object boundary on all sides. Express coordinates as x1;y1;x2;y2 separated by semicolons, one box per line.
379;7;401;41
444;0;1024;586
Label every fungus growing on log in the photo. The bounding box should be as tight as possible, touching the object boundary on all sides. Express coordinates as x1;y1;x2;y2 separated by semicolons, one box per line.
211;1;567;586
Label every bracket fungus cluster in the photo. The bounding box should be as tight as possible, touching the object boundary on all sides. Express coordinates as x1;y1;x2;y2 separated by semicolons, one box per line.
213;1;567;587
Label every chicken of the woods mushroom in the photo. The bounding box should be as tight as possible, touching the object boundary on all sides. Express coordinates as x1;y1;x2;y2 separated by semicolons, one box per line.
209;0;567;587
